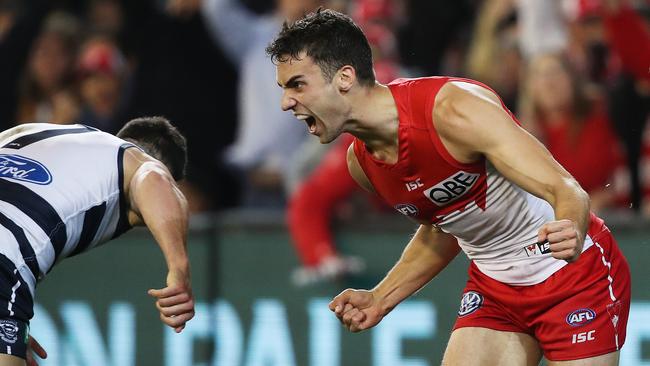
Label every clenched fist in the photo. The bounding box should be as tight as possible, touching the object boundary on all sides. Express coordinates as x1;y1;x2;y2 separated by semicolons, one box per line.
538;219;584;262
328;289;385;332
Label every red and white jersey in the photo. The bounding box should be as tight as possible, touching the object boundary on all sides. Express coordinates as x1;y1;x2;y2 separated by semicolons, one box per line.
353;77;594;285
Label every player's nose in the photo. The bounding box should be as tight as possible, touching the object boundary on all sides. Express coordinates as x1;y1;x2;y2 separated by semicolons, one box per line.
281;91;297;111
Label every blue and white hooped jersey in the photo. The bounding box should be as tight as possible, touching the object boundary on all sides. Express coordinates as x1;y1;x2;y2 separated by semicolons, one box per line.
0;123;134;296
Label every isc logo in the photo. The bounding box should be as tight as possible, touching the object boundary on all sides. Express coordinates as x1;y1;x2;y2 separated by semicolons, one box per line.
566;308;596;327
405;178;424;192
423;171;479;206
572;330;595;344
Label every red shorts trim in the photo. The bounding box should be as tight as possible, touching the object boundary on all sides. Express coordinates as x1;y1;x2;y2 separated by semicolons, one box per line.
452;220;631;361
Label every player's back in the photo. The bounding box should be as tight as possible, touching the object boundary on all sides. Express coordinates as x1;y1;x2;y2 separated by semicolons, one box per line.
0;123;134;295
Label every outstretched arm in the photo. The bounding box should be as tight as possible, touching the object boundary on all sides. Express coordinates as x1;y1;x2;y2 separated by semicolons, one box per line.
127;152;194;332
433;81;590;262
329;224;460;332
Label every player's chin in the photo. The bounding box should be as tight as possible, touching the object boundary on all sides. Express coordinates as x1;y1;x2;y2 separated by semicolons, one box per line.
318;131;340;144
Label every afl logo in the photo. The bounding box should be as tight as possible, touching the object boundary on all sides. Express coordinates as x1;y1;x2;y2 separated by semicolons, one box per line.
394;203;419;217
0;154;52;185
566;308;596;327
458;291;483;317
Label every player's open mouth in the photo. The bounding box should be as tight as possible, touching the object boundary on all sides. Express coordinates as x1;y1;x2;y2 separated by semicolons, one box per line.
296;115;317;134
305;116;317;134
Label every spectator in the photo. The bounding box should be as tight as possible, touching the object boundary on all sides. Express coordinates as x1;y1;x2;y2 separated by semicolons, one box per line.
522;52;626;213
127;0;239;212
76;35;129;133
85;0;124;38
287;135;366;286
601;0;650;213
15;11;81;125
168;0;325;207
466;0;521;110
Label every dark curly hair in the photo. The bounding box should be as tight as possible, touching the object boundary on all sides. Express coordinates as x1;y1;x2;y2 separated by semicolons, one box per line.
266;8;375;87
117;116;187;181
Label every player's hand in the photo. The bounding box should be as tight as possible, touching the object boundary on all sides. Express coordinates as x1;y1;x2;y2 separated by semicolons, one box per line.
538;219;584;263
328;289;384;333
26;336;47;366
148;268;195;333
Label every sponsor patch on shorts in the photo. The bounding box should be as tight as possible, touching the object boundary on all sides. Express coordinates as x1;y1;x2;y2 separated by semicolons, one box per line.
0;319;19;344
458;291;483;317
566;308;596;327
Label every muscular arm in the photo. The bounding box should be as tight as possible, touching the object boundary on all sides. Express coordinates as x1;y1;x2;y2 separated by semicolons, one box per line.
336;145;461;330
434;82;590;261
372;225;460;314
128;158;190;273
330;225;460;332
124;149;194;332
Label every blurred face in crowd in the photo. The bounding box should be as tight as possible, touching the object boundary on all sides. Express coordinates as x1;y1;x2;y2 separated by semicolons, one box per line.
528;54;574;116
78;39;124;118
81;73;121;117
88;0;123;35
29;32;72;93
277;53;348;144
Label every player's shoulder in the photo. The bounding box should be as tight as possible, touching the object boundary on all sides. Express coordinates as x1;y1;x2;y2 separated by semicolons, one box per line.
123;146;173;183
436;79;501;108
433;80;502;123
387;76;451;88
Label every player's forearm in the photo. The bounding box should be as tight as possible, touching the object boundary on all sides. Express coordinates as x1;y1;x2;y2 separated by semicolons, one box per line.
134;170;190;273
550;178;590;241
372;226;459;316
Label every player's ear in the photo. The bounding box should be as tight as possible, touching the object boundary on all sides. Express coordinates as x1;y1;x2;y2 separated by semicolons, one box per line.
336;65;356;93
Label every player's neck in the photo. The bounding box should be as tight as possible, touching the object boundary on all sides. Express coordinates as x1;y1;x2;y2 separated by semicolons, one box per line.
345;83;399;154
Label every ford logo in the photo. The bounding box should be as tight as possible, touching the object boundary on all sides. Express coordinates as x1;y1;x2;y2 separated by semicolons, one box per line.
566;308;596;327
0;154;52;185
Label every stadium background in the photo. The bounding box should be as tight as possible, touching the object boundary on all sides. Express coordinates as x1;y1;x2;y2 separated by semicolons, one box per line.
0;0;649;364
30;215;650;365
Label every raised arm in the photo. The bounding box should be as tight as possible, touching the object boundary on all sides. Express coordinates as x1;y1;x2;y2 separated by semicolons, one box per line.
329;224;460;332
200;0;265;64
125;149;194;332
434;81;590;262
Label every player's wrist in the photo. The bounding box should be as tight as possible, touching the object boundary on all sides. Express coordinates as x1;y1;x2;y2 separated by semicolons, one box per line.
167;259;190;278
370;288;395;316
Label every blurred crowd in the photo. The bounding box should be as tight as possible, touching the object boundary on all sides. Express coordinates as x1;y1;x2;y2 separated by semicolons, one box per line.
1;0;648;284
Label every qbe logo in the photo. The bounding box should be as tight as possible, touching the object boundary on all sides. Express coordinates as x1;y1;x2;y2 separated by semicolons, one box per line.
566;308;596;327
458;291;483;317
423;171;479;207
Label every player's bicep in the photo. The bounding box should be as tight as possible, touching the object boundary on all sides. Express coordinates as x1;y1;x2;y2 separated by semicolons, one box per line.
347;142;375;193
436;83;578;205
